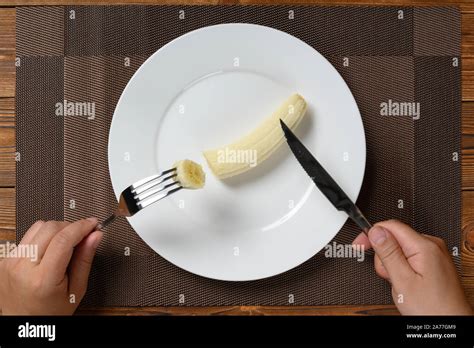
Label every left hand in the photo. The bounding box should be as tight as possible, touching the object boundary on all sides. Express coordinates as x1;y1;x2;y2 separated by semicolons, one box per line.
0;218;102;315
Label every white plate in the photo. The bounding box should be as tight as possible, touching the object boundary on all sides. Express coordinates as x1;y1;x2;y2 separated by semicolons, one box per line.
109;23;366;281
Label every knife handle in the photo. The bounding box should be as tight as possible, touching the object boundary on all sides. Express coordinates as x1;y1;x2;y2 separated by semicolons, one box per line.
348;205;372;235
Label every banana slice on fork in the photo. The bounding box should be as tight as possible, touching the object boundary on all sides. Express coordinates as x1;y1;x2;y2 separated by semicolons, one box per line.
173;159;206;189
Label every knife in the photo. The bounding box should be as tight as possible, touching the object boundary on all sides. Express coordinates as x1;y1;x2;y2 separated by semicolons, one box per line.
280;119;372;235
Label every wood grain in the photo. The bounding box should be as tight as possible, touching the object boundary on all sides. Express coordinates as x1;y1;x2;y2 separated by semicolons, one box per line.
464;15;474;56
0;0;219;6
463;104;474;193
0;8;15;98
0;98;14;128
238;0;474;12
465;57;474;101
0;127;14;148
0;188;14;239
462;192;474;305
463;102;474;135
464;18;474;103
1;1;474;315
0;0;472;13
0;146;15;188
76;304;400;315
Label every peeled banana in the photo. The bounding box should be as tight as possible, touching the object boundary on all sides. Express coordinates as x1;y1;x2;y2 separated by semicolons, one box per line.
203;93;307;179
173;159;206;189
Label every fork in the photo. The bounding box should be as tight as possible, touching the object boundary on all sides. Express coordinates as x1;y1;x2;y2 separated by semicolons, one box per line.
97;167;183;230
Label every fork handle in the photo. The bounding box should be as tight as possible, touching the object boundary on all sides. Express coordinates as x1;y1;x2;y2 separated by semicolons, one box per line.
97;214;117;230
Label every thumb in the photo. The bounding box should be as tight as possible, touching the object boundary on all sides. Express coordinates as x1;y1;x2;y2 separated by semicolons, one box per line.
68;230;103;301
368;225;416;285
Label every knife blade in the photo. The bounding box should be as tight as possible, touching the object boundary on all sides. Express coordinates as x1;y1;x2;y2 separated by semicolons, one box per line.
280;119;371;234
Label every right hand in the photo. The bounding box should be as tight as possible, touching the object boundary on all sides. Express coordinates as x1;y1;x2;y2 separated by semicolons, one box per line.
353;220;472;315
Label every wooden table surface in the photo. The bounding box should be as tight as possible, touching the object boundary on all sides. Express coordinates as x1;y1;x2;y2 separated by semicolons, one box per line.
0;0;473;316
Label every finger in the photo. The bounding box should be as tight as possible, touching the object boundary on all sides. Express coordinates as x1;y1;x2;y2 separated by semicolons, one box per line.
375;220;429;257
19;220;45;245
41;218;98;285
30;221;70;261
374;253;390;281
352;232;372;251
368;225;416;285
68;230;103;300
423;234;450;257
10;220;47;266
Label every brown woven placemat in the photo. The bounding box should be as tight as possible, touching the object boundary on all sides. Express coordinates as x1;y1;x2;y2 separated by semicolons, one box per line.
16;5;461;306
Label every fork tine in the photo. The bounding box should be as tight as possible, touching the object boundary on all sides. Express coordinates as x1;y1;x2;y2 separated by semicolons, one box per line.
101;167;186;229
135;180;180;201
137;185;183;209
132;173;178;196
131;168;176;191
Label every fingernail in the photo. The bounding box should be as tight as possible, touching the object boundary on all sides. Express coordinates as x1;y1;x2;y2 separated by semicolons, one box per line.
369;226;387;246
